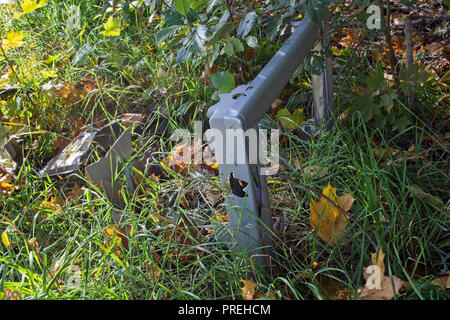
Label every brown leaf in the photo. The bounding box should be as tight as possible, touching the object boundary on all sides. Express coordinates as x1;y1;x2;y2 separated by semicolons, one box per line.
358;275;404;300
29;237;40;254
431;275;450;289
68;183;83;199
338;193;355;212
359;248;405;300
52;136;68;153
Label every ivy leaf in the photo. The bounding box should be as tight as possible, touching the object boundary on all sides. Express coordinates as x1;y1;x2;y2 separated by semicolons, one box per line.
21;0;47;14
101;16;121;37
236;11;257;39
174;0;191;16
210;71;235;93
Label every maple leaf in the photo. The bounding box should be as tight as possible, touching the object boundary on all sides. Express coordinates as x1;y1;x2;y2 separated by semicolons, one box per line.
101;16;121;37
309;183;355;246
358;275;404;300
241;279;257;300
358;248;405;300
21;0;47;14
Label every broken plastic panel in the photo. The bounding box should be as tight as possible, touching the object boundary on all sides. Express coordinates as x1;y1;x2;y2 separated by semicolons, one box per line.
39;121;123;177
207;13;334;266
86;129;135;222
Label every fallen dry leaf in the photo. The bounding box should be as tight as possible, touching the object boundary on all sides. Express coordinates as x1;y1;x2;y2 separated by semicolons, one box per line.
68;183;83;199
358;248;405;300
2;230;11;248
358;274;404;300
166;141;218;175
241;279;257;300
431;275;450;289
1;181;19;195
3;289;20;300
309;183;354;246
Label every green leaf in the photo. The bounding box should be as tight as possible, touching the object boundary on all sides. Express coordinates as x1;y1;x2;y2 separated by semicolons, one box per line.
207;0;222;13
246;36;259;48
177;47;192;63
163;7;184;26
229;37;244;52
224;41;234;56
100;16;121;37
72;43;94;66
236;11;257;39
182;24;208;53
351;93;378;122
210;71;235;93
208;22;237;46
276;108;306;129
155;25;185;44
192;0;207;12
174;0;191;16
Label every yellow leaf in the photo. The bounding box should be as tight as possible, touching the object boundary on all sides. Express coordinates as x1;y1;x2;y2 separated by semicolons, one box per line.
241;279;257;300
2;30;24;49
21;0;47;14
331;46;341;56
309;183;353;246
2;231;10;248
101;16;121;37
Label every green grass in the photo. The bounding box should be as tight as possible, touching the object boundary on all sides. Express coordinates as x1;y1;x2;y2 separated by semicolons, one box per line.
0;1;448;300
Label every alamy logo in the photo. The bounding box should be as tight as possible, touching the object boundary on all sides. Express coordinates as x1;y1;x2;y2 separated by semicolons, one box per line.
365;265;382;289
171;121;280;176
366;5;381;30
67;5;81;30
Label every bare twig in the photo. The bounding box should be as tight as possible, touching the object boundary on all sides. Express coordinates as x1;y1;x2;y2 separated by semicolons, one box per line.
405;15;415;110
384;1;400;86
